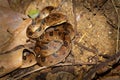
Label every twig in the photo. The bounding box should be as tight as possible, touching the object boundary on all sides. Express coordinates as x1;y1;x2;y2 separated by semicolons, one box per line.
53;0;65;11
83;0;108;14
83;52;120;80
11;62;94;80
74;41;98;54
104;13;118;29
72;0;78;35
57;0;65;10
111;0;120;53
0;45;24;55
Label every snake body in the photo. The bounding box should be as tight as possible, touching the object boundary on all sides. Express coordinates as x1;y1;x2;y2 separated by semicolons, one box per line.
26;6;74;66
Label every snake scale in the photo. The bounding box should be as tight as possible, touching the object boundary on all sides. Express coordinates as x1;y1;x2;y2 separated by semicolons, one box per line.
26;6;75;66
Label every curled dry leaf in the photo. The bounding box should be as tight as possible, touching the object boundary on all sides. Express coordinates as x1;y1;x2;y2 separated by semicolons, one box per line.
0;48;24;77
0;6;23;50
0;6;31;53
3;18;32;52
0;6;35;77
0;18;33;77
21;51;37;68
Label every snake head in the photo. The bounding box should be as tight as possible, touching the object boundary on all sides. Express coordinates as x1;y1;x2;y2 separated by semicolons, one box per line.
40;6;55;19
26;21;45;39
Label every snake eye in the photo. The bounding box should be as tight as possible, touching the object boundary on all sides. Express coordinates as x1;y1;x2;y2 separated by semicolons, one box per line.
28;31;33;36
27;27;33;36
41;19;46;25
52;53;58;57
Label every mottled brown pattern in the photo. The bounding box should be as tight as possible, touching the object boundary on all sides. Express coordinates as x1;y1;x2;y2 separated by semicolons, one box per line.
26;6;75;66
49;31;53;36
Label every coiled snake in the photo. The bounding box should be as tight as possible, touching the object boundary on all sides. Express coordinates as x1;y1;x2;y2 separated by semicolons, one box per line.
26;6;75;66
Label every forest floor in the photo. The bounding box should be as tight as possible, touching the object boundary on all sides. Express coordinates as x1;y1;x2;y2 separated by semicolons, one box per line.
0;0;119;80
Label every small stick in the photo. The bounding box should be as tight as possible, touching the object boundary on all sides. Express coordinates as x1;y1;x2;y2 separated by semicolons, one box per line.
111;0;120;53
12;62;94;80
72;0;78;35
74;41;97;54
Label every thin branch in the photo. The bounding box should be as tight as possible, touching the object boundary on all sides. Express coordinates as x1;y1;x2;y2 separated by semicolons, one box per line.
72;0;78;35
111;0;120;53
11;62;94;80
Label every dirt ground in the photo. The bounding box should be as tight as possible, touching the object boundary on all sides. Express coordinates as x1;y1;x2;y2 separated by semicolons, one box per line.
0;0;119;80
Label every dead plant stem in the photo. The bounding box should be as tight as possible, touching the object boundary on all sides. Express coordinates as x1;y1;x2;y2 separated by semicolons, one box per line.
111;0;120;53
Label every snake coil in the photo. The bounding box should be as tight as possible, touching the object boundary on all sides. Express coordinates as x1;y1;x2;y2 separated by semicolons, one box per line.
26;6;74;66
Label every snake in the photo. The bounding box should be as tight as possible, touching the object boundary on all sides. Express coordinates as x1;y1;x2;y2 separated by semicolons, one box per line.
26;6;75;66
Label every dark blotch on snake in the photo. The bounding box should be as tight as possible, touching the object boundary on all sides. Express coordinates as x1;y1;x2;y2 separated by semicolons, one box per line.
58;32;62;36
41;57;46;62
64;41;68;47
28;31;33;35
54;28;59;31
52;53;58;57
63;31;69;35
49;31;53;36
39;35;44;39
40;45;48;50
